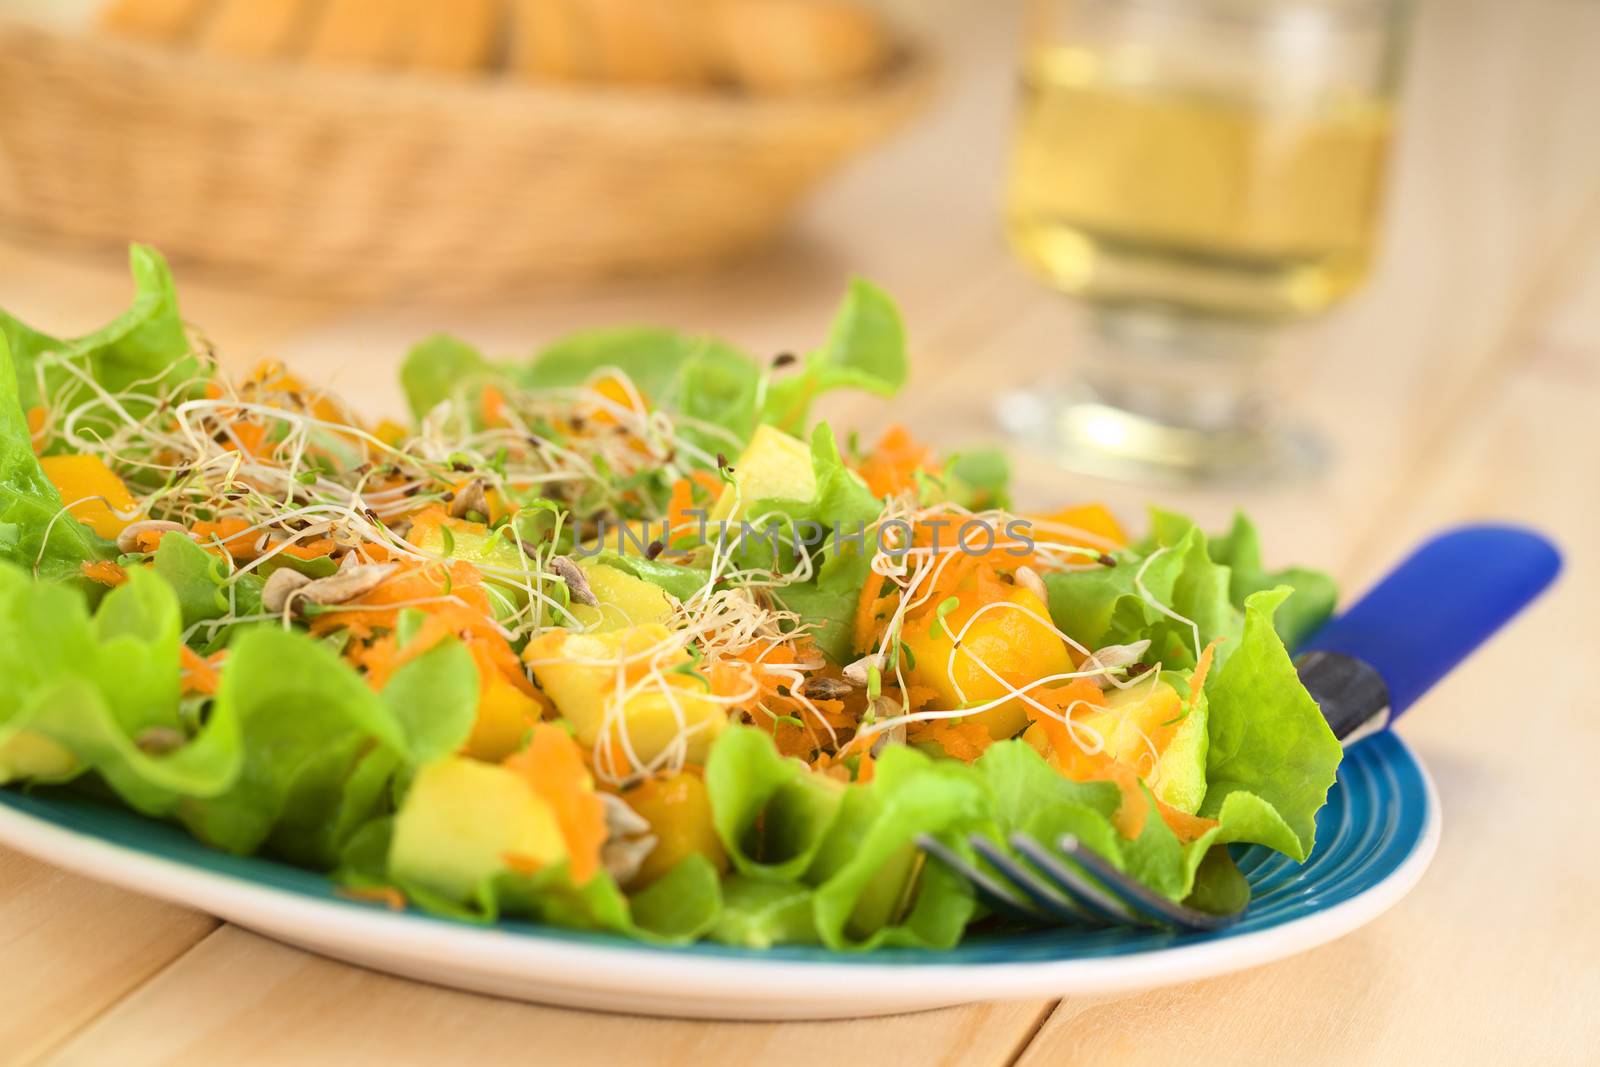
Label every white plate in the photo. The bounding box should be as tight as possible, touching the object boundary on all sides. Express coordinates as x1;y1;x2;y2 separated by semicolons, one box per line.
0;732;1438;1020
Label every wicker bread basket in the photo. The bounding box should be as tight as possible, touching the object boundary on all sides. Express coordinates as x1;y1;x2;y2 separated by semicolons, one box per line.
0;18;932;300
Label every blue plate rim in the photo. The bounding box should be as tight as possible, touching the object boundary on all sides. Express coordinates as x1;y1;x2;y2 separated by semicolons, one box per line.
0;733;1441;998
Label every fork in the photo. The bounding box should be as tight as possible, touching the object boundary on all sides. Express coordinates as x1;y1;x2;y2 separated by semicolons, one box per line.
918;524;1562;932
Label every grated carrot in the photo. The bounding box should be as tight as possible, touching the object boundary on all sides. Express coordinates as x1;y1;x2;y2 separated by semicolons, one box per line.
1027;678;1219;842
192;518;256;561
1189;638;1222;707
480;385;507;428
854;425;936;499
666;471;721;545
180;645;224;696
336;885;407;910
505;724;607;885
908;718;992;761
852;575;896;655
80;560;127;587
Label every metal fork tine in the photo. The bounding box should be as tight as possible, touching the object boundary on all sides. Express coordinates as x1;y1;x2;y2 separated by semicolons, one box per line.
917;831;1245;932
1007;833;1139;925
913;834;1045;924
1054;835;1242;932
968;835;1105;927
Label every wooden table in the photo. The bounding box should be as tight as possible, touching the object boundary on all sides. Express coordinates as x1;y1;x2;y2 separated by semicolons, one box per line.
2;0;1598;1063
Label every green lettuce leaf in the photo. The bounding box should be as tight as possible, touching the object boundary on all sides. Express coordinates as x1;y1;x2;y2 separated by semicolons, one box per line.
1209;512;1338;648
761;280;909;435
398;334;495;422
1198;587;1343;861
705;726;848;881
181;626;409;866
1045;508;1337;671
0;334;114;582
1042;525;1212;667
978;739;1124;864
2;246;197;447
0;565;233;808
805;744;987;950
379;637;479;765
399;280;908;455
150;531;232;628
978;740;1208;904
754;424;885;662
709;877;819;948
944;447;1012;510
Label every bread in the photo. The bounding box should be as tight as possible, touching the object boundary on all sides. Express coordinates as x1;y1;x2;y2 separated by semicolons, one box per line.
397;0;504;73
198;0;317;61
96;0;213;44
711;0;891;94
97;0;892;92
576;0;713;86
508;0;587;81
304;0;395;67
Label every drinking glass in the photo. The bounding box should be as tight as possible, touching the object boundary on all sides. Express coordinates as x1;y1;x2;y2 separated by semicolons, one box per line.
998;0;1414;483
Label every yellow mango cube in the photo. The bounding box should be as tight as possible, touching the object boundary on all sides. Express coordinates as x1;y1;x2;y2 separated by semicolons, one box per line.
568;560;677;632
463;671;541;763
525;624;726;772
903;585;1072;740
622;772;728;888
39;454;139;539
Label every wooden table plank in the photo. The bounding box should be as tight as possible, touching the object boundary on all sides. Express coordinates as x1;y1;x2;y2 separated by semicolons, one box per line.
1016;361;1600;1067
1;0;1597;1062
44;926;1053;1067
0;852;216;1067
0;239;341;1067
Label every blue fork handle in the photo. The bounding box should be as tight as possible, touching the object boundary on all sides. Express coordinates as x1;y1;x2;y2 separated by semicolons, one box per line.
1298;524;1561;733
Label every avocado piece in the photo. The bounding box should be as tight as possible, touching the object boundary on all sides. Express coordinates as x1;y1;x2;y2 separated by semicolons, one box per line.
847;842;924;939
413;517;523;571
0;731;79;784
524;625;728;767
389;756;567;904
801;783;925;940
568;560;676;632
412;517;570;620
710;425;817;523
1076;676;1209;814
581;520;668;558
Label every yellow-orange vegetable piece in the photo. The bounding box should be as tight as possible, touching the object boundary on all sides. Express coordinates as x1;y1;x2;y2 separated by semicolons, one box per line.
624;772;727;888
505;724;607;885
1030;503;1127;553
39;455;139;539
465;661;542;762
80;560;127;587
902;584;1072;740
855;425;936;499
1023;679;1218;844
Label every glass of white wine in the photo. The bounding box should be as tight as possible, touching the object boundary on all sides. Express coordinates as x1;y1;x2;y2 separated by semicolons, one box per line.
998;0;1413;484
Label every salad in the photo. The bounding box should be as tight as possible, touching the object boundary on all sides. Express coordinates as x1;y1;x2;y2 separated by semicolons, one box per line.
0;247;1343;950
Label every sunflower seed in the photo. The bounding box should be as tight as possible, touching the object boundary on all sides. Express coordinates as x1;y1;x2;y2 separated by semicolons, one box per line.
135;726;186;755
298;563;397;606
261;568;313;614
842;652;883;687
448;478;490;520
1014;564;1047;602
602;834;659;886
1081;639;1152;688
549;555;598;607
598;793;658;885
800;676;854;701
600;792;652;839
115;520;188;553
